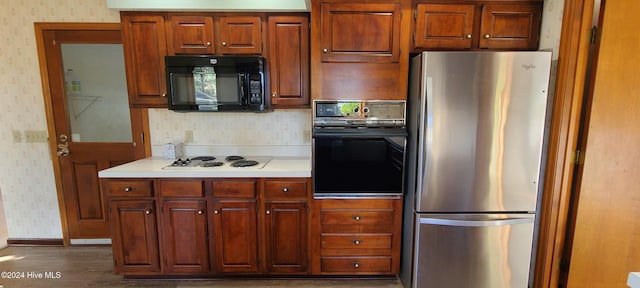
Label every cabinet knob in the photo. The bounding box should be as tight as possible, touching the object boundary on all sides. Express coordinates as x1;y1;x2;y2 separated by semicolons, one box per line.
145;209;152;215
466;34;472;39
282;187;289;192
206;41;211;46
353;262;360;268
484;34;491;39
271;93;277;98
162;92;167;97
353;239;361;245
124;186;134;192
323;48;328;53
266;210;271;215
352;215;361;221
198;210;204;215
222;41;227;46
214;210;219;214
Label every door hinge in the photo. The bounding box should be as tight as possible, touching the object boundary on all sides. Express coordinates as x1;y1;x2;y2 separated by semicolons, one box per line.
590;26;598;44
141;132;145;144
414;10;417;19
574;149;584;165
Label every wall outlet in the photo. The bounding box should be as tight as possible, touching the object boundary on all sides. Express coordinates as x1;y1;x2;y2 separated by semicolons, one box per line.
303;129;311;144
185;130;194;143
12;130;22;143
24;130;48;143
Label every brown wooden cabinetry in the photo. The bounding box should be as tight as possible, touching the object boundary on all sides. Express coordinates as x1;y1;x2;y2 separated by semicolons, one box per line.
267;16;310;108
311;198;403;275
413;1;542;51
218;16;264;55
311;0;411;101
121;13;168;108
262;178;310;274
167;15;215;55
105;179;160;275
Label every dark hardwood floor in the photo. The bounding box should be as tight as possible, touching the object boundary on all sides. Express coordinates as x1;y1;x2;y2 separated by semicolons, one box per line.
0;246;403;288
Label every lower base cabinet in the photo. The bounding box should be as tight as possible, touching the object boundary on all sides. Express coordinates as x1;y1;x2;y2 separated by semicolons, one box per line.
106;177;402;277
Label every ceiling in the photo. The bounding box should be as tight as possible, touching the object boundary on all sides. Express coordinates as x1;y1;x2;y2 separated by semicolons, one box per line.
106;0;311;12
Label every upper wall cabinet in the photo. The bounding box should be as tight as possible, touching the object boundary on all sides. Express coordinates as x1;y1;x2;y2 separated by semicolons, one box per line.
413;1;542;51
311;0;411;101
167;15;215;55
121;13;168;108
218;16;264;55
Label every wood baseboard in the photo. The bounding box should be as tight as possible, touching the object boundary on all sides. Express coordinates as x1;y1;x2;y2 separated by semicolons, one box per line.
7;238;64;246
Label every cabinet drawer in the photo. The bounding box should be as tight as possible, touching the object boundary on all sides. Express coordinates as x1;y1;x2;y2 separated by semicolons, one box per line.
320;256;392;273
321;233;392;249
212;180;256;198
107;180;153;197
159;180;204;197
264;180;308;199
321;210;394;226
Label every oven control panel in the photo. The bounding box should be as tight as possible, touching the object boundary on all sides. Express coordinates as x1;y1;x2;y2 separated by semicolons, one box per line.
313;100;406;127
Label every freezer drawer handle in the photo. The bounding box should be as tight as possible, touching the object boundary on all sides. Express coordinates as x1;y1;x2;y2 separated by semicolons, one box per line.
419;217;534;227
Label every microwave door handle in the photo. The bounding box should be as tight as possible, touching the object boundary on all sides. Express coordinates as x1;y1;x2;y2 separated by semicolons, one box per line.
238;73;246;103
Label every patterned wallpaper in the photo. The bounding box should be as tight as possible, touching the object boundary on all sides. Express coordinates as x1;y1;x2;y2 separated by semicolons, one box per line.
0;0;565;240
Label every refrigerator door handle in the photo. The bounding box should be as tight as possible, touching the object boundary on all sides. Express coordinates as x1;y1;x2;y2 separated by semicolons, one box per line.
419;216;534;227
415;67;433;208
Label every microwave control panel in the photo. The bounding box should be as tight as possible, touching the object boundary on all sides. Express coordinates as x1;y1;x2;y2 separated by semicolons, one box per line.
249;75;262;105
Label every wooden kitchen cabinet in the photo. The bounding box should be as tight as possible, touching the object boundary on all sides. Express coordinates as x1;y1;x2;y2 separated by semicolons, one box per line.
413;1;542;51
211;199;259;273
311;0;411;101
161;200;209;274
267;15;310;108
311;198;403;275
218;16;264;55
167;15;215;55
110;200;161;274
121;13;168;108
262;178;311;274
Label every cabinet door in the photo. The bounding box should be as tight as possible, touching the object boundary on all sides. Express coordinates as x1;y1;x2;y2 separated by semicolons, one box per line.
268;16;310;107
211;200;259;273
479;4;542;50
265;201;308;274
167;15;215;55
414;4;475;50
121;13;168;107
320;3;401;63
218;16;263;54
161;200;209;274
110;200;160;274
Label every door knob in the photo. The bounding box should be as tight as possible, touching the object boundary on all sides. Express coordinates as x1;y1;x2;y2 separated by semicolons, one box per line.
57;143;69;156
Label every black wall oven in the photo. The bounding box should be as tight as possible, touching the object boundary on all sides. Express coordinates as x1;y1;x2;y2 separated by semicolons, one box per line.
312;100;407;197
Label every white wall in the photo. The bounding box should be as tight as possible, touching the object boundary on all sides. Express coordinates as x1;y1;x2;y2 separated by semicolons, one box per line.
0;0;564;240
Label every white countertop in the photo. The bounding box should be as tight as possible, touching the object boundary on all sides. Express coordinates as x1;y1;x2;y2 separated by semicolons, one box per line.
98;156;311;178
629;272;640;288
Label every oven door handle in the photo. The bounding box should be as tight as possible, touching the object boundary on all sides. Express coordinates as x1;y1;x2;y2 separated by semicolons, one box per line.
312;128;407;138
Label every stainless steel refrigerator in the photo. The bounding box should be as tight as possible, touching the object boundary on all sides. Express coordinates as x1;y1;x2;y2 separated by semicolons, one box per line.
400;51;552;288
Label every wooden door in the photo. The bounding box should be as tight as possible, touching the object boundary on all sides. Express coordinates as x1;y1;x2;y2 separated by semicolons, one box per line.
162;200;209;273
110;200;160;274
320;2;401;63
267;15;310;108
121;13;168;107
565;1;640;287
414;4;475;50
210;199;259;273
167;15;215;55
264;201;308;273
218;16;263;55
478;4;542;50
36;24;147;242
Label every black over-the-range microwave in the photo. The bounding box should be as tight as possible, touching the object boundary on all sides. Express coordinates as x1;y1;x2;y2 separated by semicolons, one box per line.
165;55;267;112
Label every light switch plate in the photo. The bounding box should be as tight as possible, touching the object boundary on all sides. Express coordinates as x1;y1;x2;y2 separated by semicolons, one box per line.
24;130;48;143
185;130;194;143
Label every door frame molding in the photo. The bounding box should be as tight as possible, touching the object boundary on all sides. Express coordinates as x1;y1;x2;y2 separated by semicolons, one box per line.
34;22;151;246
533;1;595;287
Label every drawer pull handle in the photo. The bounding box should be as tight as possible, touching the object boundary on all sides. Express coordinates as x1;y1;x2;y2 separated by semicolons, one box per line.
145;209;152;215
353;239;361;245
124;186;134;192
353;262;360;268
352;215;361;221
282;187;289;192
